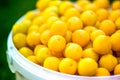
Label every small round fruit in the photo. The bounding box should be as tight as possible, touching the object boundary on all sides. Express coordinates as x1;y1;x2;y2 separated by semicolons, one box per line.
111;32;120;51
26;31;41;48
13;33;27;49
114;64;120;75
95;68;110;76
112;1;120;10
90;30;105;42
82;48;99;62
48;35;66;52
43;56;60;71
36;47;51;65
99;20;116;35
27;55;39;64
64;7;80;20
99;54;118;72
19;47;33;58
80;10;97;26
50;20;67;36
59;58;77;75
67;16;83;32
93;35;111;55
78;58;98;76
109;10;120;22
40;30;52;45
64;43;83;61
72;29;90;47
115;17;120;29
96;8;109;22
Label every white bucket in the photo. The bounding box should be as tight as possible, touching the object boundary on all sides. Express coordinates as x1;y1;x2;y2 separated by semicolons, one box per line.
7;19;120;80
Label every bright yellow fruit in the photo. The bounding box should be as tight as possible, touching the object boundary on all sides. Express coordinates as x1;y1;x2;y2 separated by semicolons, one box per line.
99;54;118;72
12;19;31;35
82;48;99;62
64;30;72;43
115;17;120;29
36;0;50;11
64;43;83;61
64;7;80;20
48;35;66;52
26;31;41;48
50;20;68;36
77;0;90;10
95;68;110;76
93;0;110;9
84;26;97;34
112;1;120;10
67;16;83;32
25;11;39;20
111;32;120;51
34;45;46;56
13;33;27;49
109;10;120;22
96;8;109;22
40;30;52;45
43;56;60;71
59;1;73;15
99;20;116;35
32;16;45;26
84;3;98;12
27;55;39;64
114;64;120;75
59;58;77;74
78;58;98;76
80;10;97;26
27;25;39;33
36;47;51;65
72;29;90;47
19;47;33;58
90;29;105;42
93;35;111;55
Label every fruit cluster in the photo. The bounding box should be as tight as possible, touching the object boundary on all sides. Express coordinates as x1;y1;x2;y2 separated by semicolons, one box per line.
12;0;120;77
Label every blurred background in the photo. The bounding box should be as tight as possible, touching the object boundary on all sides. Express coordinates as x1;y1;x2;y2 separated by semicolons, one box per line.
0;0;114;80
0;0;37;80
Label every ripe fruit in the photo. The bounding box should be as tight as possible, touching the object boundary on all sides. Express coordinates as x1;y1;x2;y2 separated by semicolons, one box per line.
36;47;51;65
112;1;120;10
96;9;109;22
43;56;60;71
50;20;67;36
111;32;120;51
59;58;77;74
93;35;111;55
26;31;40;48
90;30;105;42
115;17;120;29
78;58;98;76
95;68;110;76
13;33;27;49
80;10;97;26
67;16;83;32
48;35;66;52
40;30;52;45
99;54;118;72
27;55;39;64
19;47;33;58
12;0;120;77
64;43;83;61
114;64;120;75
64;8;80;20
99;20;116;35
72;29;90;47
82;48;99;62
